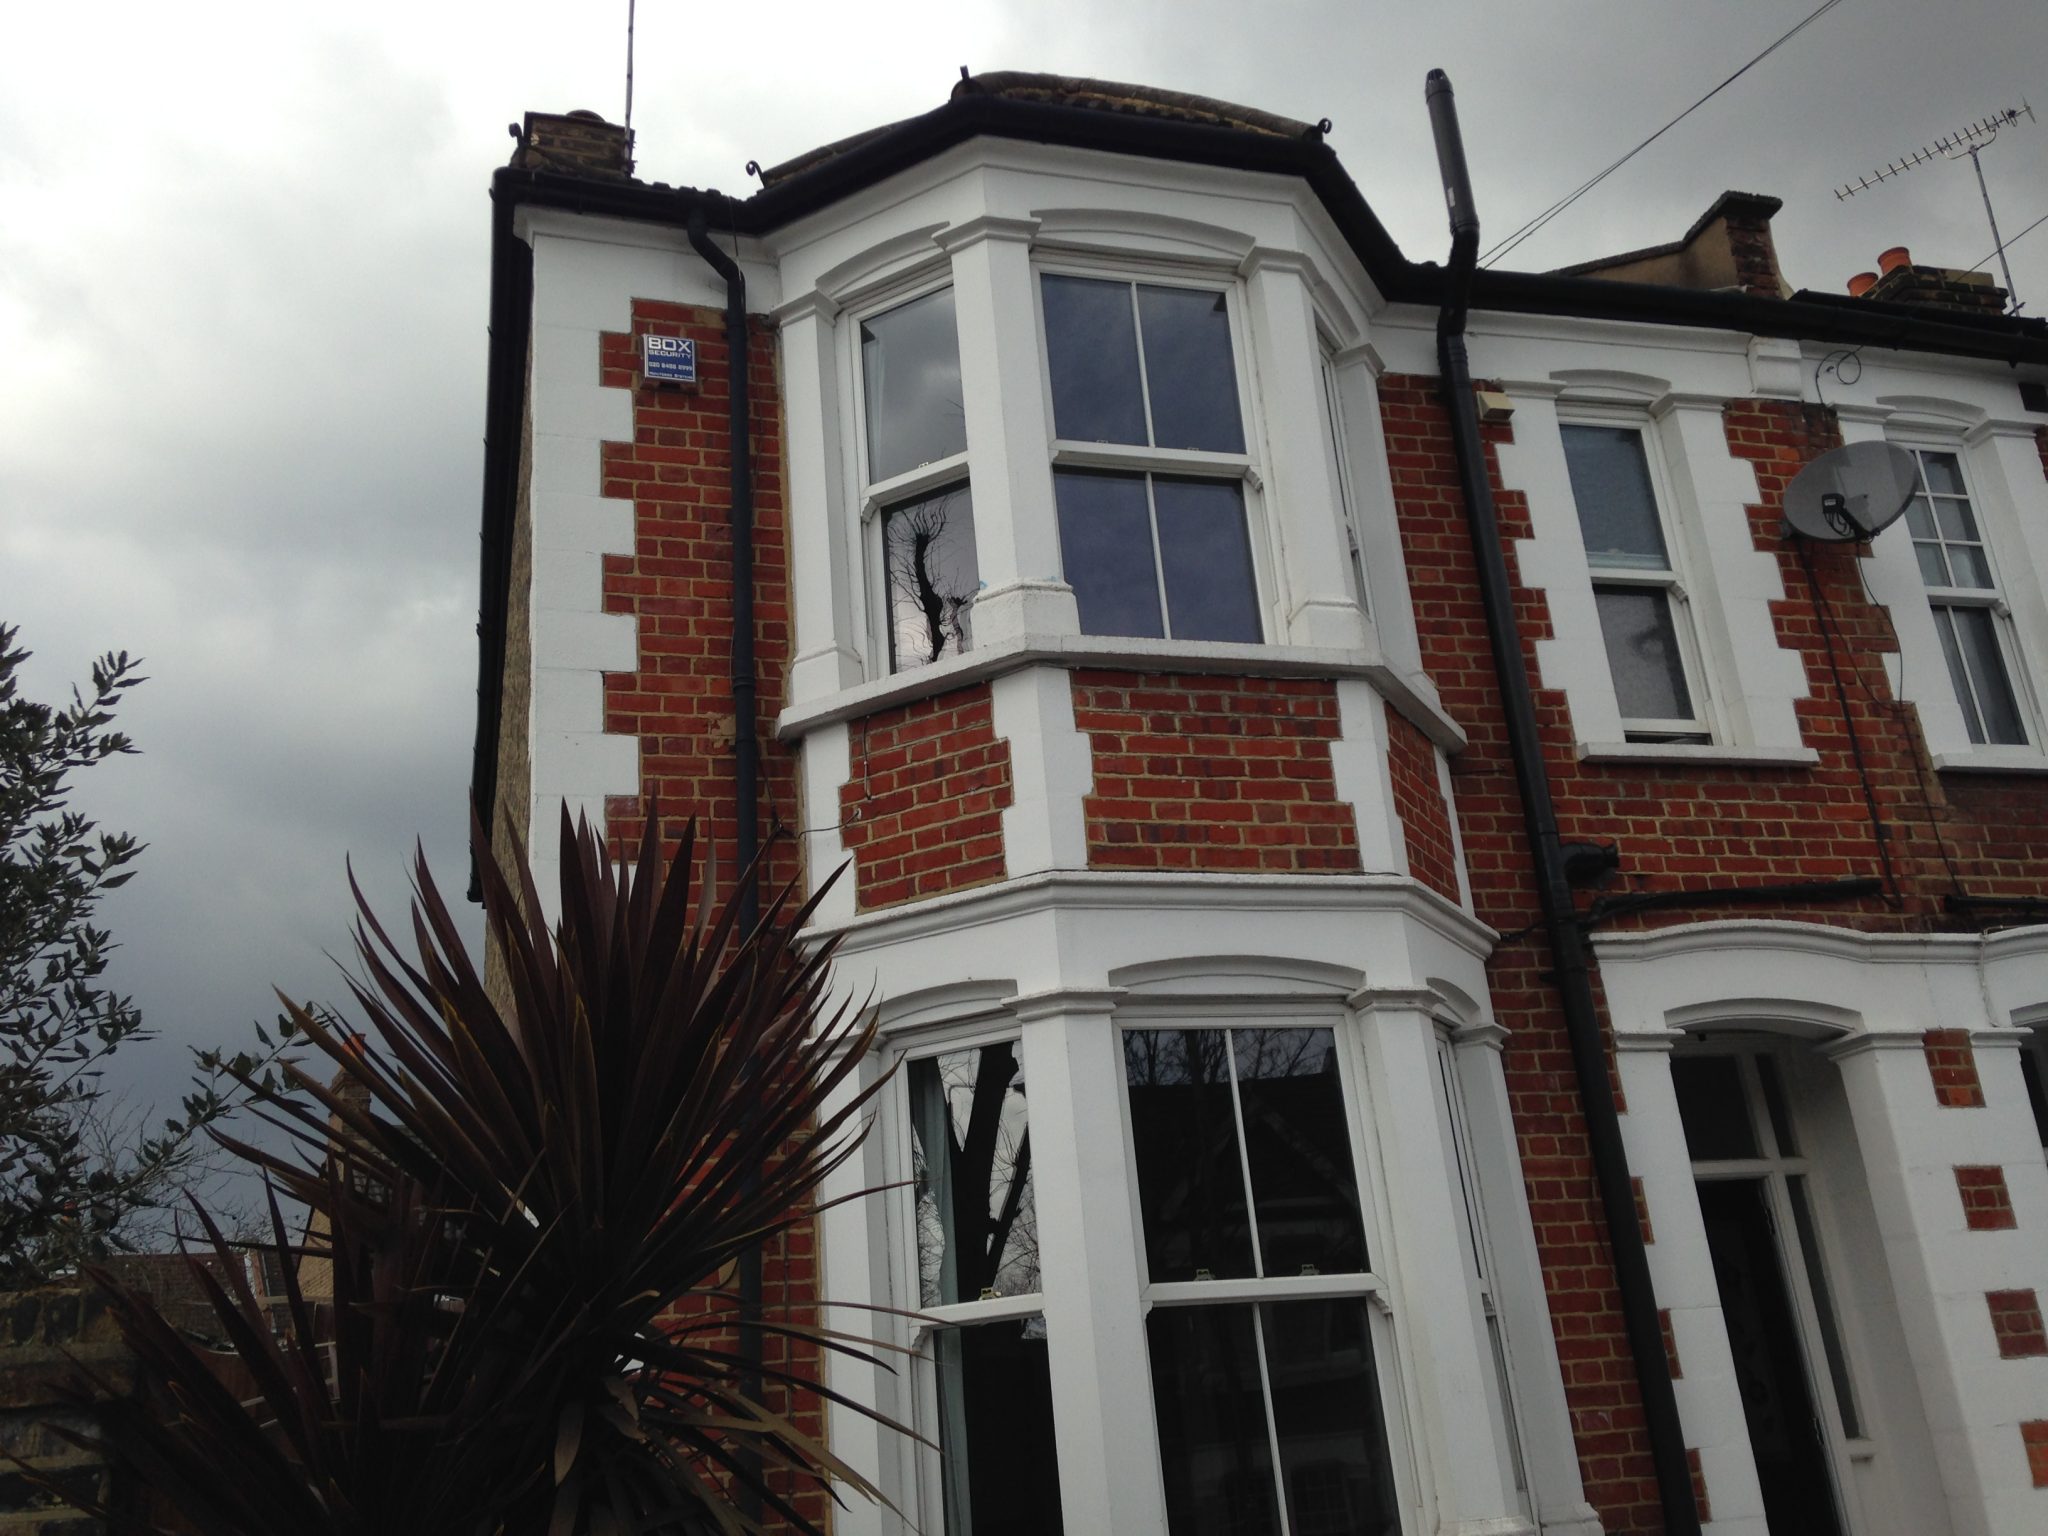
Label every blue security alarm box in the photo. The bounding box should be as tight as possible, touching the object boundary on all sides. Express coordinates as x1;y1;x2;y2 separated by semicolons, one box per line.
642;334;697;384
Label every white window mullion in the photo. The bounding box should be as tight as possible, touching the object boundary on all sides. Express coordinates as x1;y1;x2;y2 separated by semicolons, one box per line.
1248;1305;1295;1536
1223;1028;1267;1278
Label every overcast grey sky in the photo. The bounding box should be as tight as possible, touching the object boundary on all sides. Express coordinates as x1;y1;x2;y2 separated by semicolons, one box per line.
4;0;2045;1143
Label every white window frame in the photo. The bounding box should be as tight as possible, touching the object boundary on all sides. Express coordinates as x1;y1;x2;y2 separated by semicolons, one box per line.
1032;258;1278;643
1319;342;1370;618
1896;442;2036;750
845;271;976;678
1110;1004;1420;1536
1557;408;1717;744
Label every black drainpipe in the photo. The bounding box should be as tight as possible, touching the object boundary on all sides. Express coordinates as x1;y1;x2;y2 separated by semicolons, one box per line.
1425;70;1701;1536
685;210;765;1512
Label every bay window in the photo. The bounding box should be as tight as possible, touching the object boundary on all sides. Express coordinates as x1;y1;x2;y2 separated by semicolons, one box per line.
1039;273;1265;643
1903;448;2029;747
1560;422;1710;743
859;286;980;672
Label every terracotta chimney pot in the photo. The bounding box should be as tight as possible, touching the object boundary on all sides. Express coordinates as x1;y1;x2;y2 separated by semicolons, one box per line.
1878;245;1913;274
1847;271;1879;297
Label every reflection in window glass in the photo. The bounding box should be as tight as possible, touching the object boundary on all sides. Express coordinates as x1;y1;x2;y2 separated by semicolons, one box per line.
910;1044;1039;1306
884;484;979;671
1593;586;1694;723
1124;1030;1252;1281
1932;604;2027;747
1149;1300;1399;1536
1671;1056;1759;1161
860;288;967;483
1154;479;1262;644
935;1318;1065;1536
1053;470;1164;639
1231;1028;1367;1277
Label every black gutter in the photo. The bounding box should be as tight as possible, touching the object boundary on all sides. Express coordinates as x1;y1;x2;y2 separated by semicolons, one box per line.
1426;70;1702;1536
468;183;536;901
1581;876;1885;929
683;210;766;1518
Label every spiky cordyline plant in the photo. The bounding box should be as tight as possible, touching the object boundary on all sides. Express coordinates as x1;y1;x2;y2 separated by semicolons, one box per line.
45;809;906;1536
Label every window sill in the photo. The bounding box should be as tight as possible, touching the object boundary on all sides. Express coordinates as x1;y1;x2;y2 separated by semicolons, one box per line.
1932;746;2048;775
1576;741;1820;768
775;631;1467;752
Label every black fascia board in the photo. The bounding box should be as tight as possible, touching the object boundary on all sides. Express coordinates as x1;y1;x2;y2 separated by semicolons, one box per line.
468;91;2048;890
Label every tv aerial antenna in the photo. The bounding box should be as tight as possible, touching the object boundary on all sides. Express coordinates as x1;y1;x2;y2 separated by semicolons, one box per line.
624;0;638;137
1835;103;2036;311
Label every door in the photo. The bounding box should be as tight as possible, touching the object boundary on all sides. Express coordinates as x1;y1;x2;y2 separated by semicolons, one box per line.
1697;1177;1844;1536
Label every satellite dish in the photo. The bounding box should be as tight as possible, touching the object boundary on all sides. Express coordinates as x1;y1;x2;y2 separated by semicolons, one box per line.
1782;442;1920;542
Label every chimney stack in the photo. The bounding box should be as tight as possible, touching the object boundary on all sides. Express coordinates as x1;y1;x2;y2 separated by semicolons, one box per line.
511;110;635;179
1850;245;2008;316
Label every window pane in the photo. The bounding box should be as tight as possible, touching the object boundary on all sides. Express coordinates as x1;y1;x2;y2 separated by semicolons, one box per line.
1757;1057;1798;1157
1933;606;1987;743
1948;544;1994;589
1055;470;1164;639
1147;1305;1280;1536
1231;1028;1368;1276
1138;285;1246;453
911;1043;1039;1306
1933;497;1981;544
1124;1030;1256;1281
935;1319;1065;1536
1951;605;2027;745
1915;541;1953;588
2021;1033;2048;1151
1594;586;1694;722
1786;1176;1861;1439
860;288;966;484
1904;497;1937;540
1264;1299;1401;1536
1672;1056;1758;1161
885;485;979;672
1154;478;1262;643
1562;425;1669;569
1043;275;1147;445
1920;451;1967;496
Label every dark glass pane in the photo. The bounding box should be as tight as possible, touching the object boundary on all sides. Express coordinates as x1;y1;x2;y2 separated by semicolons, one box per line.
1786;1176;1861;1439
1933;607;1987;743
1055;470;1164;639
1934;496;1981;544
1562;425;1668;569
935;1318;1065;1536
1042;275;1147;445
1920;451;1967;496
1757;1057;1798;1157
1594;586;1694;722
2020;1034;2048;1150
1263;1300;1401;1536
1903;497;1937;540
860;287;966;483
1124;1030;1255;1281
910;1043;1039;1306
1231;1028;1367;1276
1148;1305;1279;1536
1138;285;1246;453
885;485;979;672
1671;1056;1758;1161
1952;606;2027;745
1154;478;1262;643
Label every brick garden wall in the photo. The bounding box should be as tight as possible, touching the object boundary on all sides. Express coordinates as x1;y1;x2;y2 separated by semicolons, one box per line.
1381;369;2048;1531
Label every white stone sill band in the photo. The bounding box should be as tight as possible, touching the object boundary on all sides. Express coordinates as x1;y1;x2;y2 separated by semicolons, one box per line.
1576;741;1820;768
775;633;1467;753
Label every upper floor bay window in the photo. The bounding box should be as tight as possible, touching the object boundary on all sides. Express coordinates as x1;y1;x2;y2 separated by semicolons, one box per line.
1560;423;1711;743
860;286;981;672
1040;274;1264;644
1904;448;2029;747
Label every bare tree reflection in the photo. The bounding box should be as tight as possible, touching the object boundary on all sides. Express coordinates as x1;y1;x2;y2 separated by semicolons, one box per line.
912;1043;1036;1304
886;488;977;669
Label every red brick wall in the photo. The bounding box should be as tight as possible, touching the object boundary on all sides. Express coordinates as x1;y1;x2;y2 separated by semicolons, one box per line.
1070;671;1360;873
591;300;823;1529
837;685;1013;911
1384;702;1461;901
1382;370;2048;1531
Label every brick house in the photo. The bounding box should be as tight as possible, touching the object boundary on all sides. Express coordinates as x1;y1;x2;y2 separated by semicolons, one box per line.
469;72;2048;1536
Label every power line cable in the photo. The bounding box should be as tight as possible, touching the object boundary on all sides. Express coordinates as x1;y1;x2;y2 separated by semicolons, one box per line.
1967;207;2048;272
1481;0;1849;268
